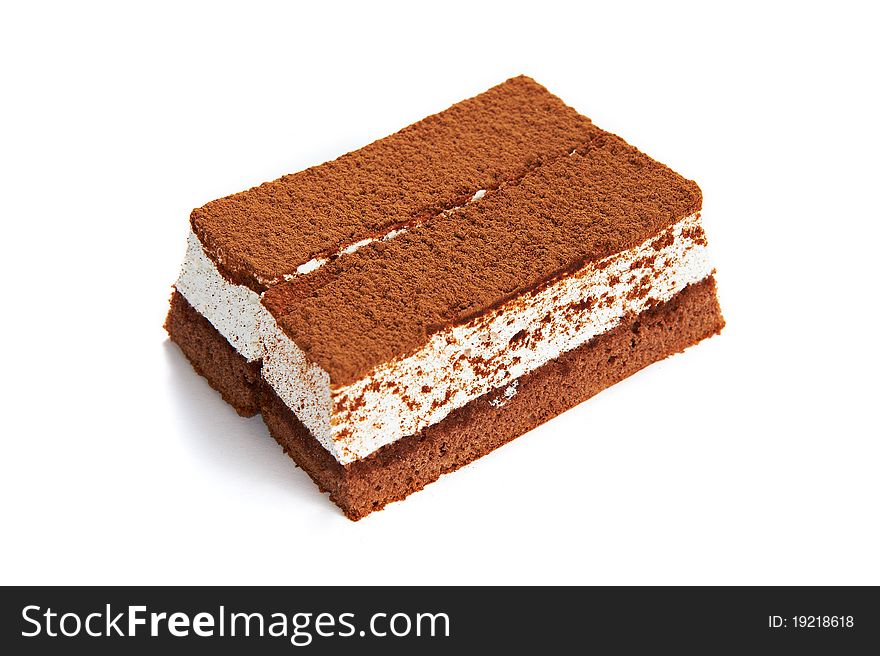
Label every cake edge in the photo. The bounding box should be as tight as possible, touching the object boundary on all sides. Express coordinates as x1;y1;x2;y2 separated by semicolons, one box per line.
165;289;262;417
260;276;724;520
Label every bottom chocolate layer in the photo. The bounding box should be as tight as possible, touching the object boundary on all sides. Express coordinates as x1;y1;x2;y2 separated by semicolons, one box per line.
261;276;724;520
165;289;262;417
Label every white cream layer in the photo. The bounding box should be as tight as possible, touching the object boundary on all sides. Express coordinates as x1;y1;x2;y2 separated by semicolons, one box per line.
261;213;713;465
175;231;266;362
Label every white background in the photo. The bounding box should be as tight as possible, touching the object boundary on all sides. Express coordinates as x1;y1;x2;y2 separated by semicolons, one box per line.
2;1;877;585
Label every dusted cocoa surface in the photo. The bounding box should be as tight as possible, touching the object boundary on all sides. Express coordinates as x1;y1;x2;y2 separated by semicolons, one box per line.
264;139;702;385
261;277;724;520
166;75;720;522
165;290;262;417
191;75;596;291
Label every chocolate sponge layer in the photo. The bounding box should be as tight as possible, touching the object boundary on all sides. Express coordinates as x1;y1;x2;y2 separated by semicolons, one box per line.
261;277;724;520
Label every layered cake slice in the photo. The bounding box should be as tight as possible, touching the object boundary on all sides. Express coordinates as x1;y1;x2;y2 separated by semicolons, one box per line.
166;76;724;519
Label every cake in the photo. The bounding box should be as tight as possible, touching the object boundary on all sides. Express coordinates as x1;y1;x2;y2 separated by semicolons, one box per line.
166;76;724;519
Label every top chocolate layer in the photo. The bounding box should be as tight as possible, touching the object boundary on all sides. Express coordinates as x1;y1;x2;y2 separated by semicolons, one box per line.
191;75;595;291
263;128;702;386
